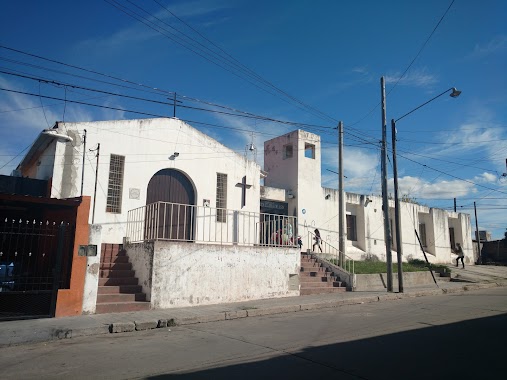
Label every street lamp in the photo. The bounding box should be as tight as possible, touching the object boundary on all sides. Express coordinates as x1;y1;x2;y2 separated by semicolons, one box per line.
391;87;461;293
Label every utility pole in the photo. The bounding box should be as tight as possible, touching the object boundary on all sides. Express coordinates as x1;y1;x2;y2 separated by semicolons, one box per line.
80;129;87;197
381;77;393;292
391;118;403;293
91;143;100;224
454;198;457;212
338;121;346;267
474;201;481;264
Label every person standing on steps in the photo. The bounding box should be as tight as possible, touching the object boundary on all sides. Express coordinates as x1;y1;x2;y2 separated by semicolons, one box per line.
455;243;465;269
312;228;322;253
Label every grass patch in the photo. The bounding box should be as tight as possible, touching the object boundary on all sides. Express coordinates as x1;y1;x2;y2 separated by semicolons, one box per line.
332;259;450;274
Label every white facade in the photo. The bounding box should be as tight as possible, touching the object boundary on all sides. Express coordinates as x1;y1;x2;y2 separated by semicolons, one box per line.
18;121;474;266
18;118;261;243
263;130;474;265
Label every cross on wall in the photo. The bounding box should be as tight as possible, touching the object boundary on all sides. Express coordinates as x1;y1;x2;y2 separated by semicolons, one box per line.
236;176;252;208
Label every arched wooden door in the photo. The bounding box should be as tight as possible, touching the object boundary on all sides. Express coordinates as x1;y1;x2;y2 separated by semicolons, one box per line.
146;169;195;241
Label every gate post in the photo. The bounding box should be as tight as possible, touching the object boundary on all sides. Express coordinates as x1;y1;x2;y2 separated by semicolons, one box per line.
50;224;66;317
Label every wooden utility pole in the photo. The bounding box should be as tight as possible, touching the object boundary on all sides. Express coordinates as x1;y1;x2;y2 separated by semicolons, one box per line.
474;201;481;264
338;121;346;267
381;77;393;292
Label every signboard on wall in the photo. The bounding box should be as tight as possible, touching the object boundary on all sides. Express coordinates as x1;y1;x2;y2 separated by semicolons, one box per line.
260;200;288;216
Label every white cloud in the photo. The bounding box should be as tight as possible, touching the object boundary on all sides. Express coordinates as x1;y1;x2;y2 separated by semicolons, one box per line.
434;122;507;174
385;68;438;88
476;172;498;183
394;176;474;199
351;66;369;75
0;76;60;131
321;145;380;192
78;0;234;53
470;35;507;58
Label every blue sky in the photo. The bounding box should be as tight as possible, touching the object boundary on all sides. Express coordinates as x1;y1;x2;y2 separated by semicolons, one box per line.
1;0;506;238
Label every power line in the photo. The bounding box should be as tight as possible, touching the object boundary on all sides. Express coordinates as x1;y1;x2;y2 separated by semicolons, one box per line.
347;0;456;128
396;152;507;195
104;0;338;124
0;79;332;131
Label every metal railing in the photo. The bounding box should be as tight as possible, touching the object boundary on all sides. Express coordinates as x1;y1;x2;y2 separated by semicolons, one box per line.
126;201;298;247
307;230;355;274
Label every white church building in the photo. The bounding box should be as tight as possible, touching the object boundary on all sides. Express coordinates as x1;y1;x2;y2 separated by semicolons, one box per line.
14;118;474;311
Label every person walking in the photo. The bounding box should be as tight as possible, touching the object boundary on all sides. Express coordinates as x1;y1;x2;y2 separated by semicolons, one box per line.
312;228;322;253
455;243;465;269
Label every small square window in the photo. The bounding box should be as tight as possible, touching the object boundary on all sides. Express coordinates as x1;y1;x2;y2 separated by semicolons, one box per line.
305;143;315;159
283;144;293;159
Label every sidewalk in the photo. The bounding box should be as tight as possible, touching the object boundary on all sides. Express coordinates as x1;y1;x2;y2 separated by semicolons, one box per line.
2;274;506;348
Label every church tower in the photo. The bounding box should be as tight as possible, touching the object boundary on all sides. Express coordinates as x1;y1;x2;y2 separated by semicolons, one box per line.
263;130;322;220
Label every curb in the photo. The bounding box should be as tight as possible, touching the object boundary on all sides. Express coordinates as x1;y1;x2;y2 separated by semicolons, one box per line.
2;281;505;347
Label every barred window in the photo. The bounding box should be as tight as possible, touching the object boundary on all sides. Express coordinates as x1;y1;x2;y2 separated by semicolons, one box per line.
106;154;125;213
346;214;357;241
216;173;227;222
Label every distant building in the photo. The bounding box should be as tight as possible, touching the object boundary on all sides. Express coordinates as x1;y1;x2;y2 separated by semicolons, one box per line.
478;230;492;242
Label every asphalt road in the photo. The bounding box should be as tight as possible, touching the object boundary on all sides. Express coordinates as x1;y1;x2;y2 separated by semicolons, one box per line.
1;287;506;380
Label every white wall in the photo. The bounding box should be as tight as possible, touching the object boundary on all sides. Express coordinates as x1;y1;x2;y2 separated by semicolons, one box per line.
262;129;474;265
260;186;286;202
127;241;154;301
146;241;300;308
82;224;102;314
46;118;261;243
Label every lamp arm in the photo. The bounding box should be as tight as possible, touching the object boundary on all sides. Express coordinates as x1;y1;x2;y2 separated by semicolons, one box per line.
395;87;454;123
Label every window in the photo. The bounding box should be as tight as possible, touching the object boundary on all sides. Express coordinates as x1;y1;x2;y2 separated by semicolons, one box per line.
216;173;227;222
346;215;357;241
304;143;315;159
283;144;293;159
419;223;427;247
106;154;125;213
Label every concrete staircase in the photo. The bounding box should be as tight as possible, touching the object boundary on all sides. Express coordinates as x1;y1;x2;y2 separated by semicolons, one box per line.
96;244;150;314
300;253;347;295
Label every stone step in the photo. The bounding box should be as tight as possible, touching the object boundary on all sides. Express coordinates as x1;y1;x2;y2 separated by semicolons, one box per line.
300;287;347;295
100;256;129;264
300;266;327;272
95;301;150;314
97;285;143;294
97;293;146;303
100;269;135;278
101;251;126;260
99;277;138;286
300;281;342;288
299;275;336;282
100;262;132;270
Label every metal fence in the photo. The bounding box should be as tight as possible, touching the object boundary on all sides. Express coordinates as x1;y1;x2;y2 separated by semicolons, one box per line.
307;230;355;274
126;202;298;248
0;219;74;320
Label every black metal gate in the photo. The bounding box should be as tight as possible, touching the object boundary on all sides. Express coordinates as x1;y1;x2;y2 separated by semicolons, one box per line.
0;219;75;321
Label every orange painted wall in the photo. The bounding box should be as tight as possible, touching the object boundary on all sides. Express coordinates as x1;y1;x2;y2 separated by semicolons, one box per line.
55;196;90;317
